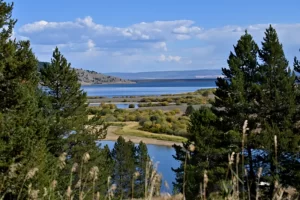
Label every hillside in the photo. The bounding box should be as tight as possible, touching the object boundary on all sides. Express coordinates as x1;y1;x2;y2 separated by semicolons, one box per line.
38;62;134;85
105;69;223;80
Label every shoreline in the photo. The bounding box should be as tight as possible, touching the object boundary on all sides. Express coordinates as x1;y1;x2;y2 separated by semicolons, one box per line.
81;81;136;86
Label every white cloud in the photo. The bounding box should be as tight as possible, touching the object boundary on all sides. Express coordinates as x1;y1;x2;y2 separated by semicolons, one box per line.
15;17;300;72
153;42;167;51
158;54;181;62
18;17;199;48
176;34;191;40
173;26;201;34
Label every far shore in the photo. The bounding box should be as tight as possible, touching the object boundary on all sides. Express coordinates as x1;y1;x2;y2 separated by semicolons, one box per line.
81;81;136;86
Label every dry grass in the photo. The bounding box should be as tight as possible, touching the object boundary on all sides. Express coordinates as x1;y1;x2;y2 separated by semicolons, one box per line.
114;122;187;143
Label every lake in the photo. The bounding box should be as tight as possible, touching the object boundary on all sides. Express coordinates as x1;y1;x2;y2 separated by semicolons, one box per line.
98;140;180;193
89;103;139;109
89;79;217;192
82;79;217;97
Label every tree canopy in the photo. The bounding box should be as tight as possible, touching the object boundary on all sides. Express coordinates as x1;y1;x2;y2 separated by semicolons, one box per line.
173;27;300;199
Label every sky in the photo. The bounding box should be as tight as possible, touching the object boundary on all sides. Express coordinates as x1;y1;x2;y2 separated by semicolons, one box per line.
11;0;300;73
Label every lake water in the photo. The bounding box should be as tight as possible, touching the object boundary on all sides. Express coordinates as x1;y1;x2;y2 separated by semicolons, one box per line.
89;103;139;109
82;79;217;97
98;140;179;193
115;103;139;109
89;80;216;192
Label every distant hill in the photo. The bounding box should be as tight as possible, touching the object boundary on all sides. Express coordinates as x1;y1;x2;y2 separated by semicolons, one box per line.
38;62;134;85
105;69;223;80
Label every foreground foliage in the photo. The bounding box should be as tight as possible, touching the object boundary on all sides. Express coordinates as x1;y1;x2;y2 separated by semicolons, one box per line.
0;2;161;199
173;28;300;199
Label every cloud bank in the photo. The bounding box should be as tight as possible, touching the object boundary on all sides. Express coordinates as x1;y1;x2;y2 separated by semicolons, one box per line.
17;17;300;72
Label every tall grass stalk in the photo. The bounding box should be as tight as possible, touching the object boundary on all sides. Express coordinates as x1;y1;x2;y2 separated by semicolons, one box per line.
182;150;188;200
17;167;38;200
242;120;248;200
203;170;208;200
236;153;240;200
255;167;262;200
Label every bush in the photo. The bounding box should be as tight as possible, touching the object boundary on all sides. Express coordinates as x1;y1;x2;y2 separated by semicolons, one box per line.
128;104;135;108
161;101;169;106
175;100;181;105
105;115;117;122
100;108;112;115
185;105;195;116
99;103;117;109
202;90;210;97
97;107;191;137
87;107;101;115
174;108;181;114
143;120;152;128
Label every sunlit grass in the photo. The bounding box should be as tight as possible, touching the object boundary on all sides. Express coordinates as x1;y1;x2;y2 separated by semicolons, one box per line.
115;122;187;143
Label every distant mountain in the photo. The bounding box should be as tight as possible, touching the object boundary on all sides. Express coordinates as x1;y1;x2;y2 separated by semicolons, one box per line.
38;62;134;85
105;69;223;80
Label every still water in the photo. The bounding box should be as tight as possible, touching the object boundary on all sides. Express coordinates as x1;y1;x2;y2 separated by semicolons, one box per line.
89;103;139;108
82;79;216;97
98;140;180;193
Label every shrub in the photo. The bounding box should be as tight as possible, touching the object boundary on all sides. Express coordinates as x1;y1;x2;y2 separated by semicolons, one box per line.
165;98;173;103
185;105;195;116
109;104;117;109
128;104;135;108
174;108;181;114
99;103;116;109
143;120;152;128
202;90;210;97
100;108;112;115
87;108;101;115
161;101;169;106
175;100;181;105
105;115;117;122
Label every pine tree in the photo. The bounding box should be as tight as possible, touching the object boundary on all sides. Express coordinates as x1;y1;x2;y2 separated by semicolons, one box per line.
135;141;150;198
173;107;235;199
0;1;51;197
292;56;300;191
213;30;260;131
257;25;299;196
174;31;261;198
258;25;296;130
213;31;261;198
111;136;136;199
40;47;111;198
40;47;88;154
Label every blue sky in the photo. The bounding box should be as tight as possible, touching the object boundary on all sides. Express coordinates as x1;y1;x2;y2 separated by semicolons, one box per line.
12;0;300;72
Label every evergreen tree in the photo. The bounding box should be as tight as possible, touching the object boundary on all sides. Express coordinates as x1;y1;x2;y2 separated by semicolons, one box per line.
173;108;236;199
213;31;261;198
290;56;300;190
40;47;111;198
258;25;296;130
135;141;150;198
257;25;299;196
174;28;300;199
174;31;261;199
213;31;260;131
40;47;88;154
111;136;136;199
0;1;51;197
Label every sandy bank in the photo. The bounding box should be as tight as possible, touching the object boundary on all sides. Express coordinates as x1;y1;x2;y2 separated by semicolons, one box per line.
103;126;183;147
